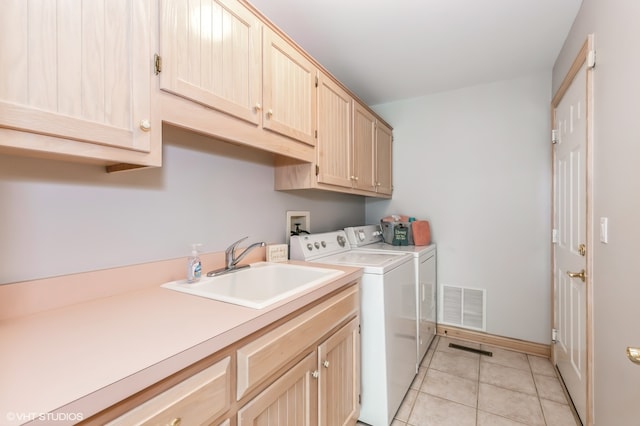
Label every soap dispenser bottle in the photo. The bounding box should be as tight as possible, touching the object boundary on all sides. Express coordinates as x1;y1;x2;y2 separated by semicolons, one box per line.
186;243;203;283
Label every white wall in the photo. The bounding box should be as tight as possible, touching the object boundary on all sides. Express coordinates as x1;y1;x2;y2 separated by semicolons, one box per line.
366;73;552;344
554;0;640;423
0;125;365;284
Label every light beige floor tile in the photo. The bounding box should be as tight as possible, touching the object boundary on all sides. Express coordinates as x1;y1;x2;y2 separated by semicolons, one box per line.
430;350;479;381
528;354;557;377
480;361;537;395
437;336;482;359
480;345;531;371
395;388;417;422
540;399;580;426
408;393;476;426
535;374;569;404
478;382;545;425
421;368;478;407
477;410;529;425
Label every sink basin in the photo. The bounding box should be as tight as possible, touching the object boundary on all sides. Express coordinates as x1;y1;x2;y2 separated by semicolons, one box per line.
161;262;344;309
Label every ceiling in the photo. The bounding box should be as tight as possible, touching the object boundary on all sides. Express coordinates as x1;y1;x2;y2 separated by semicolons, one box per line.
248;0;583;105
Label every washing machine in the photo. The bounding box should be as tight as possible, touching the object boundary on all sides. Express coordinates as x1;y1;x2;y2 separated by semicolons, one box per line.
290;230;416;426
345;224;437;367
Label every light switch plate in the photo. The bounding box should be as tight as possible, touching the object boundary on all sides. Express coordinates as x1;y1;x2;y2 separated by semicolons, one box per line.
600;217;608;243
266;244;289;262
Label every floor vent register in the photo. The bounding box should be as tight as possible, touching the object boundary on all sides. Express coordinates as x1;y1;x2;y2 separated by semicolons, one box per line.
448;343;493;357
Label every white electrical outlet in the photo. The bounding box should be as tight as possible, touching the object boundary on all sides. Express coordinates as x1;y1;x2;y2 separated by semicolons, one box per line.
266;244;289;262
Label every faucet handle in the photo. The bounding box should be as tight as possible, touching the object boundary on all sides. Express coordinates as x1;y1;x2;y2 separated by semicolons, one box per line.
226;236;248;253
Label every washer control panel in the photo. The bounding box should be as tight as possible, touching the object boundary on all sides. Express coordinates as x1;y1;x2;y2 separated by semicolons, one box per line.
290;231;351;261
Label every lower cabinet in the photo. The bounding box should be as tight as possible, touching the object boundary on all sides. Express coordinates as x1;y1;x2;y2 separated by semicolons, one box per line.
83;283;360;426
239;317;360;426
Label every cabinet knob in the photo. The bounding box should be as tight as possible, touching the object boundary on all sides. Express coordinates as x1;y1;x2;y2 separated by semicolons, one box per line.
139;120;151;132
323;360;330;368
376;182;381;187
311;370;319;379
267;109;273;117
254;103;262;111
169;418;182;426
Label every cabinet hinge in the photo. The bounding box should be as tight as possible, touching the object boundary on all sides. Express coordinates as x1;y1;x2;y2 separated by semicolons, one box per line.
358;394;361;404
315;165;319;176
315;75;318;87
552;328;558;343
154;53;162;75
315;129;317;139
551;129;559;144
358;324;361;334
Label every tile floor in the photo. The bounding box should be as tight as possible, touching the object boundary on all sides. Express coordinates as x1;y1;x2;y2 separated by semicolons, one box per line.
359;336;580;426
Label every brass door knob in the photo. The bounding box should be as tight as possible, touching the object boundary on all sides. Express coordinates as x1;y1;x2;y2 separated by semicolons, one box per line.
567;269;586;282
627;347;640;364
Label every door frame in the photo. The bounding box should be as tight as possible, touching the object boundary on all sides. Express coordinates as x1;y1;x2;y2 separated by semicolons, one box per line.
551;34;595;425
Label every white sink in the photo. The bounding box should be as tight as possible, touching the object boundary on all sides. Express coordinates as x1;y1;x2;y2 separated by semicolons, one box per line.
161;262;344;309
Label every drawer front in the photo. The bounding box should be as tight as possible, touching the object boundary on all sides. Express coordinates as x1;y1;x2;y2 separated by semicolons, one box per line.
237;284;358;399
107;356;231;426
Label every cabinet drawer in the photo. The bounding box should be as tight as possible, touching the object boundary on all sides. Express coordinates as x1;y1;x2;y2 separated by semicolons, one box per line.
237;284;358;399
107;356;231;426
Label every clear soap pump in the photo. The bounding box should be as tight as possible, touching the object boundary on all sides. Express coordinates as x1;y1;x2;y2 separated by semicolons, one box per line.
186;243;203;283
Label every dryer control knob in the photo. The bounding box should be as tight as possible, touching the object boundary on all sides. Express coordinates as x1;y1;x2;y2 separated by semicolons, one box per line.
306;243;313;251
314;242;320;249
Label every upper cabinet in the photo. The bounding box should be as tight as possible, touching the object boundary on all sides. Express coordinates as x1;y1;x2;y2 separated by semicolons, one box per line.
0;0;159;169
374;121;393;195
316;73;353;188
275;72;392;198
157;0;316;161
262;28;317;146
159;0;262;125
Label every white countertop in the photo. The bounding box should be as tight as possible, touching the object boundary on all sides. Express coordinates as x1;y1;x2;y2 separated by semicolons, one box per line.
0;262;361;425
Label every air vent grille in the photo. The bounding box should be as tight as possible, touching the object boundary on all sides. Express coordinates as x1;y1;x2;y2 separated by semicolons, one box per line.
439;284;486;331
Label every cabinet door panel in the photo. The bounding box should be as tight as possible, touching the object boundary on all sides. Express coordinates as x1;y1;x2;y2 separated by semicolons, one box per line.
352;103;376;191
375;122;393;195
317;74;352;188
263;28;317;146
238;352;318;426
318;318;360;426
160;0;262;125
0;0;151;153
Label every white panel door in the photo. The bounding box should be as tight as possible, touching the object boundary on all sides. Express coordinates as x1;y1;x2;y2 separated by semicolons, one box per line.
554;63;588;424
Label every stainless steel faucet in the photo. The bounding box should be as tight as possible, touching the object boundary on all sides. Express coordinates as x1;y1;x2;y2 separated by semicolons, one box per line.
207;237;266;277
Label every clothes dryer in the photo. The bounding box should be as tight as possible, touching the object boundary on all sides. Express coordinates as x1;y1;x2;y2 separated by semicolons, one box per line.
345;224;437;367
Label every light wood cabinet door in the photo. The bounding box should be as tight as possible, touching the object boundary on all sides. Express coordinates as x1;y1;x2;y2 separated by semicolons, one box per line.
238;352;318;426
317;73;353;188
263;27;317;146
352;103;376;191
318;318;360;426
159;0;262;125
375;121;393;195
0;0;154;161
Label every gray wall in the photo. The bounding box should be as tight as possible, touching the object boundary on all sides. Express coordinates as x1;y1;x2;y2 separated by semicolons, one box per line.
0;125;365;284
554;0;640;423
366;72;552;344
